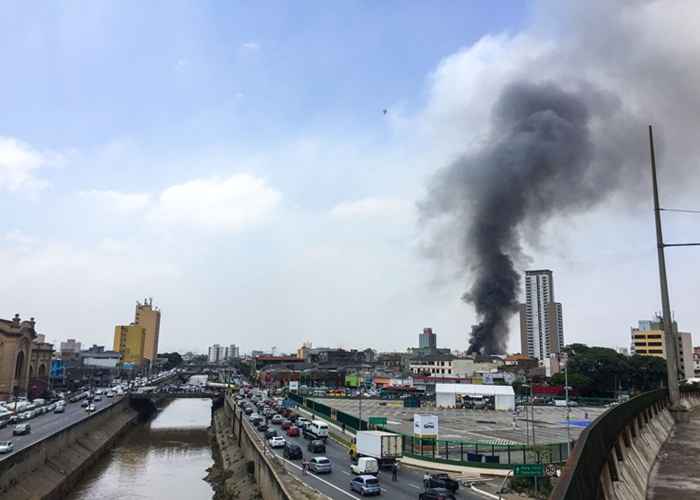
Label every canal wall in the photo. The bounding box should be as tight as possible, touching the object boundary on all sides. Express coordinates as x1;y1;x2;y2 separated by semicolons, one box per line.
0;398;137;500
217;395;327;500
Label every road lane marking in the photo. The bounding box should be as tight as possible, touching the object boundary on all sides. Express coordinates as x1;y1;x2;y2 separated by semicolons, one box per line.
276;454;362;500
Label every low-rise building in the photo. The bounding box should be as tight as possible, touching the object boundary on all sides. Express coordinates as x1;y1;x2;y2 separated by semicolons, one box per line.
0;314;38;400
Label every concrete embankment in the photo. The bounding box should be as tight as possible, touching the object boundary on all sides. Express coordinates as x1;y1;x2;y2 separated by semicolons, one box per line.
0;398;137;500
214;396;327;500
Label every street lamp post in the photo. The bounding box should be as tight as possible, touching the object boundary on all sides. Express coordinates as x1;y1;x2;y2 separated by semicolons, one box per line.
564;357;571;457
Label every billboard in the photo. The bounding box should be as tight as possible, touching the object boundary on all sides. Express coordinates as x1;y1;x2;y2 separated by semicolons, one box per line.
82;357;119;368
413;414;438;437
50;359;64;378
289;381;299;392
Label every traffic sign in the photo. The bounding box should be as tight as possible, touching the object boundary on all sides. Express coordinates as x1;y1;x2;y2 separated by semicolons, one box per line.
368;416;387;426
545;464;557;477
514;464;545;477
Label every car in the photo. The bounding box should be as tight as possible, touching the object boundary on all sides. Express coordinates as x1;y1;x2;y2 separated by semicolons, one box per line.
54;405;65;414
351;457;379;475
269;436;286;448
350;475;381;496
280;420;291;430
0;441;13;453
257;422;269;432
308;439;326;453
264;429;278;440
287;425;300;437
309;456;332;474
271;414;283;424
424;473;459;492
13;424;31;436
419;488;456;500
81;400;90;408
283;442;303;460
0;419;7;430
296;418;310;429
106;391;115;398
94;395;102;402
85;405;96;412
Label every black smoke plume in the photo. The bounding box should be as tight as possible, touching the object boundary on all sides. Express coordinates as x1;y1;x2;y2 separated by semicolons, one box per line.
422;81;612;355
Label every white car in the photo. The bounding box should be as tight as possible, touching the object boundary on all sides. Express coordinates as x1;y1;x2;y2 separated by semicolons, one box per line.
0;441;13;454
269;436;286;448
85;405;96;412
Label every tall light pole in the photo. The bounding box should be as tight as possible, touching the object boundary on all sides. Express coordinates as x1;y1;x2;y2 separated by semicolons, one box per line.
563;354;570;456
649;125;684;407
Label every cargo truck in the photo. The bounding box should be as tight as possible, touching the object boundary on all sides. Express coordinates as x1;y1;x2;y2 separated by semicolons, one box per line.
349;430;402;469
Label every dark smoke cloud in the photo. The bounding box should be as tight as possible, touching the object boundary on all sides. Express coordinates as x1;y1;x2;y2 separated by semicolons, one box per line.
422;81;621;354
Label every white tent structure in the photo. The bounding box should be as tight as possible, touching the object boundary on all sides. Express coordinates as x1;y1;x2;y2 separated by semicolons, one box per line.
435;383;515;411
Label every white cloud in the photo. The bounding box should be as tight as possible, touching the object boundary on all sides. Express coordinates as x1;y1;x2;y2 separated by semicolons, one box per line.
330;197;410;219
79;189;151;214
0;136;53;193
151;173;281;231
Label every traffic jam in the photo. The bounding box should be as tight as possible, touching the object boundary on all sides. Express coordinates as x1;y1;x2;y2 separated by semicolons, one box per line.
235;387;468;500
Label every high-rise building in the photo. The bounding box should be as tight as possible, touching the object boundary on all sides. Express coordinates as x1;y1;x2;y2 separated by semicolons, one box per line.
228;344;239;359
630;316;693;380
519;269;564;360
60;338;81;354
419;328;437;350
113;324;146;366
134;298;161;362
208;344;239;363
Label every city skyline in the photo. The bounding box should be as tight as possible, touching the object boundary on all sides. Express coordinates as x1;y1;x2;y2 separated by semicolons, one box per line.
0;2;699;355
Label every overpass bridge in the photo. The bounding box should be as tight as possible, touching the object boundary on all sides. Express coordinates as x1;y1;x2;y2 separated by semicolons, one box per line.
128;389;223;417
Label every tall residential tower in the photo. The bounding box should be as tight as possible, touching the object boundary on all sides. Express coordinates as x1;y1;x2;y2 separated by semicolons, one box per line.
519;269;564;360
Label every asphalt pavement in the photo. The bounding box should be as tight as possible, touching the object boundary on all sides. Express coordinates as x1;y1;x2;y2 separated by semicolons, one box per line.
239;399;485;500
0;395;123;462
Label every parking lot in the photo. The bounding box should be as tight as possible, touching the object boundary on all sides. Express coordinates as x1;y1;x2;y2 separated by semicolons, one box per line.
310;398;606;445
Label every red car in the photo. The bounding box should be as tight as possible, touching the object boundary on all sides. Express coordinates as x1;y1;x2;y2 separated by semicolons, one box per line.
281;420;291;430
287;425;300;437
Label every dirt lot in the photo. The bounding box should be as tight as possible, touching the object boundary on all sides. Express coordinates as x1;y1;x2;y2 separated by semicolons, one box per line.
310;398;606;445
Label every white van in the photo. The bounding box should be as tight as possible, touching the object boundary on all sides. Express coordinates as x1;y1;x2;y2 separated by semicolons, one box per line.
303;420;329;440
350;457;379;475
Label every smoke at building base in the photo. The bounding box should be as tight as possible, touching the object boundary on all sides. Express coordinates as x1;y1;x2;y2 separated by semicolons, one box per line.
421;80;623;355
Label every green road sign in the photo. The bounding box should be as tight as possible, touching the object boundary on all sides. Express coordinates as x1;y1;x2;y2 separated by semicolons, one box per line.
368;416;387;426
514;464;545;477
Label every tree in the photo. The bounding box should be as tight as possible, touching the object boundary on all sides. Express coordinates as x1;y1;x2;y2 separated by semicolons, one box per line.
158;352;184;370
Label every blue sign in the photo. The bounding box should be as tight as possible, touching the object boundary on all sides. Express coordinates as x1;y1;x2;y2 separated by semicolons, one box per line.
50;359;63;378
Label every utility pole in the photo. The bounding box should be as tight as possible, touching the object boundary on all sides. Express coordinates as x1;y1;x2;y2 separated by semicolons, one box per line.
649;125;681;407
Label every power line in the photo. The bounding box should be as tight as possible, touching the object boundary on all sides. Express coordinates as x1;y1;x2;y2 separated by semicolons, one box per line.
660;208;700;214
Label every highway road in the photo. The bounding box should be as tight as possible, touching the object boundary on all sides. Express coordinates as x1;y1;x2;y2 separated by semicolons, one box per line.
0;395;123;462
237;399;486;500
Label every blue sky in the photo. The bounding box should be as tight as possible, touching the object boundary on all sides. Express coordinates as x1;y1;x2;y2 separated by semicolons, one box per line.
1;1;699;355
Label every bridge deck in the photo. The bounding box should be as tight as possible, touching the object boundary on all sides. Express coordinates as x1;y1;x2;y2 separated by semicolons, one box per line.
647;406;700;499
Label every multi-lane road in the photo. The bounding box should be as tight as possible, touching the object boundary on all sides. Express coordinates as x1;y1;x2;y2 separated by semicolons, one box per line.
0;395;123;462
237;399;486;500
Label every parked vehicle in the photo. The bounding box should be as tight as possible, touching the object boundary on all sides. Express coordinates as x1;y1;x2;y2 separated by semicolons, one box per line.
309;456;332;474
308;439;326;453
350;431;402;469
283;442;303;460
13;424;31;436
418;488;456;500
350;457;379;475
303;420;329;441
269;436;286;448
350;475;381;496
0;441;13;453
287;425;300;437
424;473;459;492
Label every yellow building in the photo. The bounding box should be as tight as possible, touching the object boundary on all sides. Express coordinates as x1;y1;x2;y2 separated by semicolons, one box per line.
113;324;146;366
135;298;161;362
630;317;694;380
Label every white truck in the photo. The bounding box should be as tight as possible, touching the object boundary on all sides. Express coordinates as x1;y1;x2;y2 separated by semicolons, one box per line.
350;431;402;469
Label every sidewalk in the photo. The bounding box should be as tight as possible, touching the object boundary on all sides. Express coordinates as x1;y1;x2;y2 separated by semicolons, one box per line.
647;406;700;499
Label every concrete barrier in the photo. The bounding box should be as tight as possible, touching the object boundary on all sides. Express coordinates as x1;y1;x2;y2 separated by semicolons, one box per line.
220;396;326;500
0;398;137;500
